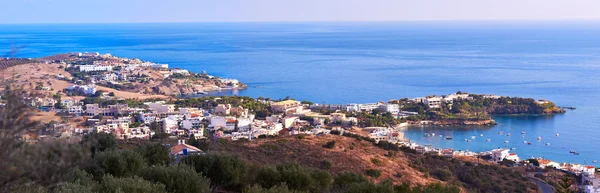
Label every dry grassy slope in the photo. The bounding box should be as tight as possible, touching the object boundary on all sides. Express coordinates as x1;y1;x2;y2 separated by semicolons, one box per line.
0;63;168;100
210;135;442;187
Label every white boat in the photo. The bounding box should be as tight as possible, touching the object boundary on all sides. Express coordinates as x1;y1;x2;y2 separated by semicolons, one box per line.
546;143;550;146
593;160;597;163
504;140;509;143
511;148;516;150
507;133;511;136
523;141;527;144
471;136;476;139
464;138;468;142
486;139;491;142
480;134;484;137
556;133;559;137
537;136;542;141
521;132;526;134
499;131;504;134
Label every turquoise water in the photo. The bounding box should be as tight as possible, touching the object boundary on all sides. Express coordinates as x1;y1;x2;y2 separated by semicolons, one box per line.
1;22;599;165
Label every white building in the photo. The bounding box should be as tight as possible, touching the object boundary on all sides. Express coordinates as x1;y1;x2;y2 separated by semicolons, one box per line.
162;115;179;134
424;96;443;109
67;84;97;95
490;149;510;162
79;65;113;72
147;103;175;114
67;105;83;115
378;104;400;114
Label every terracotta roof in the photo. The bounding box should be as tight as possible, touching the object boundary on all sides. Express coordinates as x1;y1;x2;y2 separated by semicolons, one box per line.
586;166;595;169
539;159;552;165
226;119;236;123
191;113;200;118
169;144;201;155
509;153;517;156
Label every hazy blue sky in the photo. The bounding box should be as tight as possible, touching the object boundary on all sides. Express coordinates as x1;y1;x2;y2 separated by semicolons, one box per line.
2;0;600;23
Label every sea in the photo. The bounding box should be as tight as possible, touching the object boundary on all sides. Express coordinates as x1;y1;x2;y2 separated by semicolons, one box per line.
1;21;599;166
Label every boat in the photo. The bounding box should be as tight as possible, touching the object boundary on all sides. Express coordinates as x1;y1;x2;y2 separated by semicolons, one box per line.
546;143;550;146
507;133;511;136
537;136;542;141
445;136;453;140
528;142;532;145
556;133;559;137
570;150;576;153
523;141;527;144
424;133;433;137
498;131;504;135
574;152;580;155
593;160;597;163
511;148;516;150
486;139;491;142
464;138;468;142
471;136;476;139
521;132;526;134
467;140;471;142
504;140;509;143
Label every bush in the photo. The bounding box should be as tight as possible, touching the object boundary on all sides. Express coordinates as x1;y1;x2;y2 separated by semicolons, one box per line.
136;143;171;166
371;158;383;166
365;169;382;178
321;160;332;170
323;141;336;149
93;149;147;178
99;175;166;193
255;163;331;193
138;165;210;193
244;184;305;193
181;153;247;192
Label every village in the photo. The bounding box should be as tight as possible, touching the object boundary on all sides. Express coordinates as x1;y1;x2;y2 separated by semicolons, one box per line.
2;53;598;192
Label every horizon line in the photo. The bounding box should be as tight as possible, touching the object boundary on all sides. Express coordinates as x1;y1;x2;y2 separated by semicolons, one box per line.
3;18;600;25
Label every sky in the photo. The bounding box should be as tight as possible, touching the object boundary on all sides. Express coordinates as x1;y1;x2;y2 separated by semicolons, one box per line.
2;0;600;24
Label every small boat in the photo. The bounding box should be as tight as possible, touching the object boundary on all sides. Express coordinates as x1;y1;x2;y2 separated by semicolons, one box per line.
511;148;516;150
521;132;526;134
574;152;580;155
424;133;432;137
537;136;542;141
570;150;576;153
593;160;597;163
499;131;504;135
464;138;468;142
471;136;476;139
507;133;511;136
528;142;532;145
432;133;436;137
467;140;471;142
523;141;527;144
546;143;550;146
504;140;509;143
556;133;559;137
445;136;453;140
486;138;491;142
480;134;484;137
522;135;525;138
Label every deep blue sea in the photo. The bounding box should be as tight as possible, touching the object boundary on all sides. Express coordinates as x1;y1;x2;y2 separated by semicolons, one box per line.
1;22;599;166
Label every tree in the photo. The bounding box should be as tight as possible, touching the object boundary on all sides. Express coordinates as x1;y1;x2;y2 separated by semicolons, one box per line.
323;141;336;149
98;175;167;193
556;174;575;193
136;143;171;166
138;165;211;193
244;184;305;193
93;149;147;178
181;153;248;192
82;132;117;157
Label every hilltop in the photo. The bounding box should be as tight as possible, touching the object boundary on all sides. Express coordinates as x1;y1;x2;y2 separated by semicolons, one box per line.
209;134;539;193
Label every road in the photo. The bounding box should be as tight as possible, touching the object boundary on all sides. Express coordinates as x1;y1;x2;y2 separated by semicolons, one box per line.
528;177;554;193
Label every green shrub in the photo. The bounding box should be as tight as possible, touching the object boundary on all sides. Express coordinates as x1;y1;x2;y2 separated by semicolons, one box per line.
323;141;336;149
365;169;382;178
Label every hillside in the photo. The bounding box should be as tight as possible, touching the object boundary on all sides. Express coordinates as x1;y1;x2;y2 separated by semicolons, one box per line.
210;135;539;193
